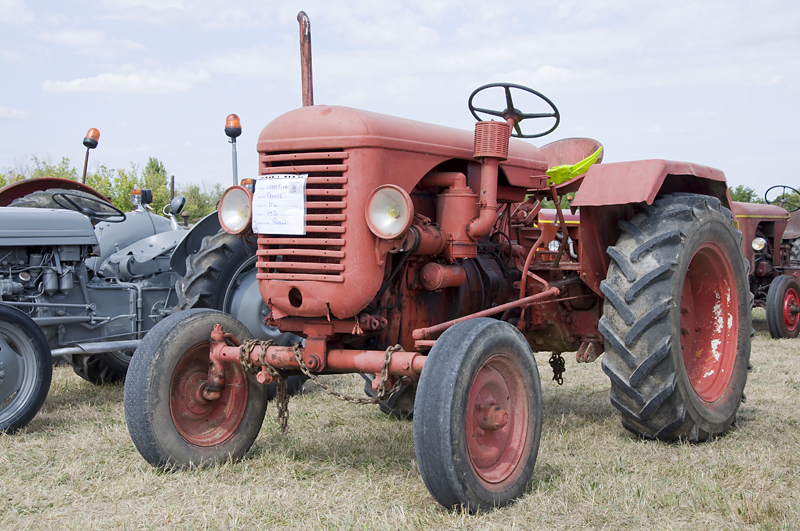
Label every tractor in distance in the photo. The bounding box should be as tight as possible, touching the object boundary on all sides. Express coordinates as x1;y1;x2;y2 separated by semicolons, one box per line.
123;78;753;512
732;185;800;338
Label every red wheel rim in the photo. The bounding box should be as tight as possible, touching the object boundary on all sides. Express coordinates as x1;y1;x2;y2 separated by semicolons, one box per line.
680;242;739;402
170;343;248;446
465;353;531;488
783;286;799;331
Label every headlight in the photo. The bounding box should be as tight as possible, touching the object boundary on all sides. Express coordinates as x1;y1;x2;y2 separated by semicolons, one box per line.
751;237;767;252
218;185;253;235
365;185;414;239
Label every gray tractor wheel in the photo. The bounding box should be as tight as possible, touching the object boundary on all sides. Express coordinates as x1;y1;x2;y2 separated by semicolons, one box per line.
10;188;129;385
176;229;307;399
599;194;751;442
0;304;52;432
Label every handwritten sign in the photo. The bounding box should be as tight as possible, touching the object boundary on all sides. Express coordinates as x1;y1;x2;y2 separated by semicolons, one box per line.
252;174;307;235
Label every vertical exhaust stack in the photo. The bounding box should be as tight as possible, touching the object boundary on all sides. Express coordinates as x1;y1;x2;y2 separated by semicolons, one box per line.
298;11;314;107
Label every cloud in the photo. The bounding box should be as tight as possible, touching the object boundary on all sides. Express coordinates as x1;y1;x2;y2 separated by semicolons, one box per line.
0;0;34;25
41;29;145;53
42;68;211;93
0;105;30;119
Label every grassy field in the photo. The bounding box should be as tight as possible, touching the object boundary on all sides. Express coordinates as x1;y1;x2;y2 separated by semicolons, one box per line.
1;308;798;530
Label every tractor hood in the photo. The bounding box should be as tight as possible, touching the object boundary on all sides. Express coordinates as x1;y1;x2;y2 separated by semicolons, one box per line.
0;207;97;246
257;105;549;189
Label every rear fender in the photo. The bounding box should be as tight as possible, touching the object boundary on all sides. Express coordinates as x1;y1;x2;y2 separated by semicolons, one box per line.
169;211;222;276
571;159;731;210
0;177;111;207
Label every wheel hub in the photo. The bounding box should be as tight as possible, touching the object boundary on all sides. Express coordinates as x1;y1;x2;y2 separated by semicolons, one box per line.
783;287;799;331
680;243;738;402
466;354;529;484
169;343;249;447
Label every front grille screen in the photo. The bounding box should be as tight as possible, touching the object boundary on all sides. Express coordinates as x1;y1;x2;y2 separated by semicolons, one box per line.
256;151;348;283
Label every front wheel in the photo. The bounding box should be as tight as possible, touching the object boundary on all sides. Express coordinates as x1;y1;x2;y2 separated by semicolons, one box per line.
124;309;267;468
766;274;800;339
0;305;52;432
414;318;542;512
600;194;751;442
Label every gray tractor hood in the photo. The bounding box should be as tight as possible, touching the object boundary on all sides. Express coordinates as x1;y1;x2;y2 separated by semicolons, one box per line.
0;207;97;246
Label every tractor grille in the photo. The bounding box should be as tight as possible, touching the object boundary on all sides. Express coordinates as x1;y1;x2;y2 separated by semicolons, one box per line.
256;150;348;283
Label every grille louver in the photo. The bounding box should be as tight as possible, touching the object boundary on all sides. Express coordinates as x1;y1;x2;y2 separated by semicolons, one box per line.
256;151;348;283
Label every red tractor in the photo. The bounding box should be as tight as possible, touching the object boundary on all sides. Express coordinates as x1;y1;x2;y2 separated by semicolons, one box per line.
123;79;752;511
731;186;800;338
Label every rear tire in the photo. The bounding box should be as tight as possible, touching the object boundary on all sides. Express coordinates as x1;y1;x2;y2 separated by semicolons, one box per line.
766;274;800;339
600;194;751;442
124;309;267;468
414;318;542;512
0;305;52;432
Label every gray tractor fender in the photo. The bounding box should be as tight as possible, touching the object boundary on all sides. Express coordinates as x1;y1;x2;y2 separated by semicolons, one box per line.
100;230;188;281
169;210;221;276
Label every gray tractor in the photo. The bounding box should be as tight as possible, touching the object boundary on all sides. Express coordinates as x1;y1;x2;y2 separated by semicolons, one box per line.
0;177;297;432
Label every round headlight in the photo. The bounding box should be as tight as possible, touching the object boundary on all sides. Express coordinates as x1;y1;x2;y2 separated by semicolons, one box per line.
365;185;414;240
218;185;253;235
751;237;767;252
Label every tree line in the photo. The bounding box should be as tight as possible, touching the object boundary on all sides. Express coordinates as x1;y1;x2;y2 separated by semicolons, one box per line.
0;155;224;222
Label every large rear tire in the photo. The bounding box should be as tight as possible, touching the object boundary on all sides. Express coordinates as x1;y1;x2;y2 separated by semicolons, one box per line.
766;274;800;339
414;318;542;512
176;229;306;399
600;194;751;442
124;309;267;468
0;305;52;432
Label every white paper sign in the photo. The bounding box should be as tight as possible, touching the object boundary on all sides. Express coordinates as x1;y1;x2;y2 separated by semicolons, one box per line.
252;174;307;235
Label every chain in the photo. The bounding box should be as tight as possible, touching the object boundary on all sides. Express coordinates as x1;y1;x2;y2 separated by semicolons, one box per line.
291;343;404;404
236;340;405;432
549;352;565;385
240;339;290;433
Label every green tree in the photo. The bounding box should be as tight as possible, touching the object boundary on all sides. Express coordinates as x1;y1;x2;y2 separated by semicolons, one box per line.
729;185;765;204
141;157;170;214
178;182;224;221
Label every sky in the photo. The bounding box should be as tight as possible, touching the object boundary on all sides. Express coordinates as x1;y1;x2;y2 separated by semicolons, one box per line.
1;0;799;195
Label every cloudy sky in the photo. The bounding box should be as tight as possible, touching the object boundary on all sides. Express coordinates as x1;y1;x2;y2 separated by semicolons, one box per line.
1;0;798;195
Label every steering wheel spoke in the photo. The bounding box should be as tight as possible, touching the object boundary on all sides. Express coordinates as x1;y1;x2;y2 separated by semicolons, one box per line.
468;82;560;138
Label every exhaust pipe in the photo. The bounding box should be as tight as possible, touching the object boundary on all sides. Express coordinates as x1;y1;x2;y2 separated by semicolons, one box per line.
298;11;314;107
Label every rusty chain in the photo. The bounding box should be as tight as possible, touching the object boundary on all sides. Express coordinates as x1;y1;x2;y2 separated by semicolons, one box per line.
240;339;290;433
291;343;405;404
236;339;405;433
549;352;565;385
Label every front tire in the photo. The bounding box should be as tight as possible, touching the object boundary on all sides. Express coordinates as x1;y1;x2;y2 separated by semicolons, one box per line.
766;274;800;339
600;194;751;442
176;229;305;398
124;309;267;468
0;305;52;432
414;318;542;512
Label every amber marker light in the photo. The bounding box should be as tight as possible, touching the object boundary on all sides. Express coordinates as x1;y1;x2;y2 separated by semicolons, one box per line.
81;127;100;184
225;114;242;138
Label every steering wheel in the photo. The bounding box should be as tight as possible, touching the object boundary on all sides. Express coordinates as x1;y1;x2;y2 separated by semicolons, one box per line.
53;192;127;223
765;185;800;212
468;82;560;138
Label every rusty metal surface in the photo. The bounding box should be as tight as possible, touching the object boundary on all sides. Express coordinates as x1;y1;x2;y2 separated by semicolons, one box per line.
297;11;313;107
0;177;112;207
572;159;728;208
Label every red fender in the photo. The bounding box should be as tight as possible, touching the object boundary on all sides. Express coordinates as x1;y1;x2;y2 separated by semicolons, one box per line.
0;177;112;207
572;159;731;209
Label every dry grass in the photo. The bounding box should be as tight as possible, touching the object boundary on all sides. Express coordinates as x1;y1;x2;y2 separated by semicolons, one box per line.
1;308;799;530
